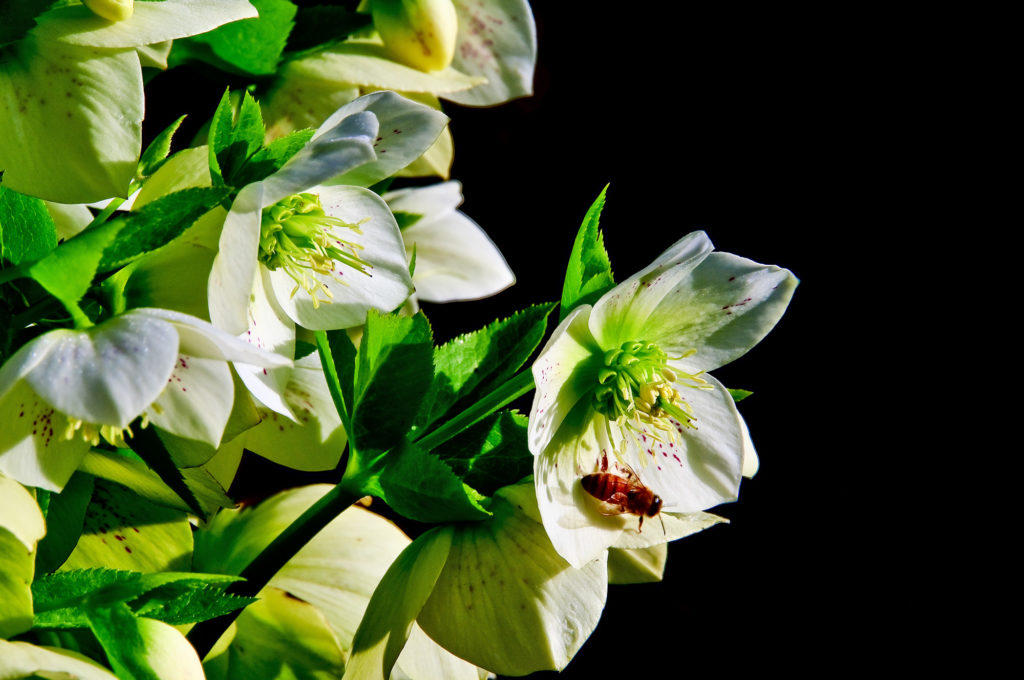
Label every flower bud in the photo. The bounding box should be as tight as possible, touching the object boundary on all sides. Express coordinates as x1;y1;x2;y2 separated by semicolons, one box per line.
83;0;134;22
371;0;458;72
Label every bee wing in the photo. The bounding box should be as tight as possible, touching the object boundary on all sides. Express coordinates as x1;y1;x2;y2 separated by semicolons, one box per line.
591;492;631;516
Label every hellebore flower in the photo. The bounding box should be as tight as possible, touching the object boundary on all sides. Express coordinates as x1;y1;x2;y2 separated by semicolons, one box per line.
0;0;257;203
209;91;446;415
528;231;798;567
0;308;289;492
383;180;514;309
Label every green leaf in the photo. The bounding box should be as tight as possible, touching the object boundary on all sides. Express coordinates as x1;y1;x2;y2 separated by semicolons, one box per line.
352;310;433;457
208;90;269;189
35;473;95;574
560;185;615;319
286;4;372;53
729;388;754;402
0;185;58;266
433;410;532;497
33;568;243;630
378;439;491;523
26;218;124;313
187;0;298;76
137;115;186;178
124;422;205;520
97;186;230;272
231;127;315;187
318;328;358;428
415;303;555;432
87;603;157;680
392;210;424;230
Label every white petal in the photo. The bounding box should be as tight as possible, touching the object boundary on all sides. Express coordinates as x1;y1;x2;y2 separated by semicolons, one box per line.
132;146;211;210
129;308;291;367
34;0;258;48
588;231;713;350
623;373;744;513
240;355;346;472
44;201;93;241
611;511;725;551
527;306;601;456
0;474;46;552
0;38;142;203
261;111;379;206
146;355;233;447
263;75;360;141
26;316;179;427
446;0;537;106
533;419;627;569
383;180;464;217
0;641;118;680
418;485;608;675
133;618;206;680
270;185;413;330
235;268;298;418
284;43;485;94
318;91;449;188
136;41;172;69
644;251;799;373
739;411;760;478
210;182;263;335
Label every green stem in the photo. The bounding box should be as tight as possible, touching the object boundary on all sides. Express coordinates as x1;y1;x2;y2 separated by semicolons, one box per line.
416;370;536;452
10;296;64;328
186;482;364;660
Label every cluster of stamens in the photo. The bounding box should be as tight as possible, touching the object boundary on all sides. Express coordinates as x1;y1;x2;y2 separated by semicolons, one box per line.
258;193;372;308
591;341;711;454
63;414;147;448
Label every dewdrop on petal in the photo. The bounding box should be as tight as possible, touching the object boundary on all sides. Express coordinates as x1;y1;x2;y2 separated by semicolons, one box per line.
371;0;458;72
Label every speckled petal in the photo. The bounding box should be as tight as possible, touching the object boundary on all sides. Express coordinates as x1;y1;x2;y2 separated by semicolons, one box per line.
446;0;537;106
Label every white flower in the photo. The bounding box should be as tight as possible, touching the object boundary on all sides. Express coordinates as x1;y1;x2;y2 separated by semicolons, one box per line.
528;231;798;567
0;308;289;492
0;0;257;203
208;91;447;416
383;181;514;309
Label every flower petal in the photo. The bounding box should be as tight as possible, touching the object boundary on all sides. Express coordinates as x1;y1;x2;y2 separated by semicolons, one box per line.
145;355;233;447
269;185;413;330
34;0;258;48
527;306;601;457
318;91;449;188
260;111;379;206
239;355;347;472
417;484;608;675
445;0;537;106
234;268;298;418
44;201;93;241
0;641;118;680
129;308;291;367
284;42;485;94
739;411;759;478
210;182;263;335
25;316;179;428
588;231;713;350
643;251;799;372
625;372;745;513
0;474;46;638
611;511;725;551
0;38;142;203
383;180;463;217
396;184;514;302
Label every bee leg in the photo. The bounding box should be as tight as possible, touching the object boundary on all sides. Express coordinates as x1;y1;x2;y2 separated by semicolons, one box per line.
638;515;644;533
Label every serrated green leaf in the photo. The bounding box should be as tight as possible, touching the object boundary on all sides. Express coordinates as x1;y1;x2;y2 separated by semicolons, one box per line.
207;88;234;186
0;185;59;266
433;410;532;497
187;0;297;76
560;185;614;319
415;303;555;432
232;127;315;187
137;115;186;178
729;388;754;402
96;186;230;273
352;310;433;456
36;473;95;574
33;568;242;630
130;582;254;626
319;328;358;425
26;218;124;313
379;439;490;525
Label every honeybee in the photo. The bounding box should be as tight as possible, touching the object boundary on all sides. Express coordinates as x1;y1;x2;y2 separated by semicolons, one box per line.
580;462;663;532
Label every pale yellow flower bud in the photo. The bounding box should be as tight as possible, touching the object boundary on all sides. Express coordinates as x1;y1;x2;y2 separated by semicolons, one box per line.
371;0;458;72
83;0;134;22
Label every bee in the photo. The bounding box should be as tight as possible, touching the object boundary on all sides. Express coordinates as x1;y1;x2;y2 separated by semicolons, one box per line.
580;463;663;532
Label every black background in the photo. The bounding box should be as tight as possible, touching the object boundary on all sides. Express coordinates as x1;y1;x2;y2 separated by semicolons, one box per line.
144;3;875;675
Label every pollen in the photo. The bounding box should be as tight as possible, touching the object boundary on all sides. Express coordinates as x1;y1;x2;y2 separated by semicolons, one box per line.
258;193;373;306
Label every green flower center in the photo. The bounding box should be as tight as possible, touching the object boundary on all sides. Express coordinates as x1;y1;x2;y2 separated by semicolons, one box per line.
258;193;371;308
592;341;709;440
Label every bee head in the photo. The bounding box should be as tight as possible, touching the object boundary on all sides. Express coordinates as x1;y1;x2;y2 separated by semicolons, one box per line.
647;494;663;517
